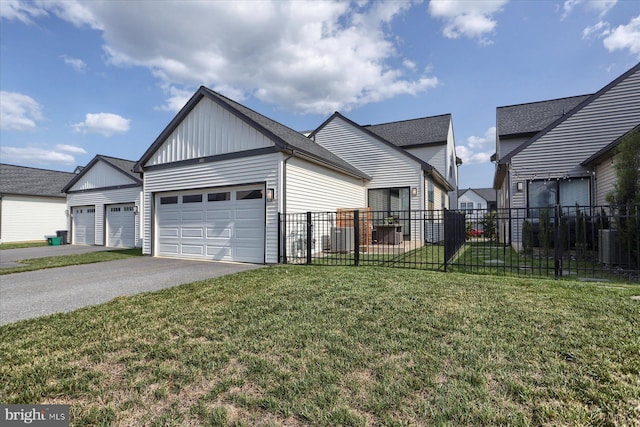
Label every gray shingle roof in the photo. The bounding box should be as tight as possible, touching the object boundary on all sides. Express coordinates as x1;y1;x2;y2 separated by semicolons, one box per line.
0;164;75;198
497;95;591;137
136;86;370;180
364;114;451;147
458;187;496;202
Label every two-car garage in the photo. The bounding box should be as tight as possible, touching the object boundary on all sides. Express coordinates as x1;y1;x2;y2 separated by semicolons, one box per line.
155;185;265;263
71;203;136;247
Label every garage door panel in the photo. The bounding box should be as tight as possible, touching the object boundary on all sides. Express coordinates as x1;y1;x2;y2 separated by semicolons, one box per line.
181;227;204;238
207;227;232;238
107;204;135;248
159;227;179;237
73;206;95;245
159;243;179;254
156;185;264;263
181;245;204;255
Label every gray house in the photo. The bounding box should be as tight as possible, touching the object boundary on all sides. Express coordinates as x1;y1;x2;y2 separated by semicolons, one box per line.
492;62;640;248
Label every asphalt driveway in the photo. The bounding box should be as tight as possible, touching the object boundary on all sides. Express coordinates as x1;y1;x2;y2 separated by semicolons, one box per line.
0;256;263;325
0;244;115;267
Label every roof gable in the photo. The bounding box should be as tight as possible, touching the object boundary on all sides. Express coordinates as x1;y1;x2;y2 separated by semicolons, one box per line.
1;164;75;198
500;62;640;166
458;187;496;203
64;155;140;193
135;87;368;180
497;95;591;138
364;114;451;147
311;112;453;191
582;124;640;166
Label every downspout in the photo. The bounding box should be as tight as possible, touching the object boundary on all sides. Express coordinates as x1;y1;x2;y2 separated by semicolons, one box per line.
281;149;295;264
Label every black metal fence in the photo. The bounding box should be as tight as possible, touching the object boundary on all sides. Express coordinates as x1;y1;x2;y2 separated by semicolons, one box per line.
279;206;640;282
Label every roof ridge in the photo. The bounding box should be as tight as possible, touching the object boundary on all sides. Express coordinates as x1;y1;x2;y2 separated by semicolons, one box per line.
97;154;136;163
367;113;451;127
497;94;592;110
0;163;75;175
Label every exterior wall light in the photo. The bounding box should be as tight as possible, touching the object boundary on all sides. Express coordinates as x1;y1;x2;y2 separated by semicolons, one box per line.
266;188;275;202
411;187;418;197
133;205;139;214
516;182;524;192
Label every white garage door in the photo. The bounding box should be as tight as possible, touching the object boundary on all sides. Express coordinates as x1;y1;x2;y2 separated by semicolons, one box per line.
72;206;95;245
156;185;265;263
107;203;136;248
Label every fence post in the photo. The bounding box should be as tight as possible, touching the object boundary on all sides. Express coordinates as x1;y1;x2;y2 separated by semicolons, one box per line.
354;210;360;266
554;205;562;279
306;211;312;265
278;213;287;264
443;208;448;272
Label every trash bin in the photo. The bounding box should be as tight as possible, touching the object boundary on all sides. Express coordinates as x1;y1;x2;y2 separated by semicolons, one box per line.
47;236;62;246
56;230;68;245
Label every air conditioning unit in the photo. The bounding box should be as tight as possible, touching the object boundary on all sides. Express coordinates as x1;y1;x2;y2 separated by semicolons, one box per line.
331;227;354;252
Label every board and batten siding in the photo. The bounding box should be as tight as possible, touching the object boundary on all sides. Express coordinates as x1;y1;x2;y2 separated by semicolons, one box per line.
146;97;274;167
595;156;618;206
67;187;142;247
0;195;67;243
142;153;281;263
68;161;136;191
510;67;640;209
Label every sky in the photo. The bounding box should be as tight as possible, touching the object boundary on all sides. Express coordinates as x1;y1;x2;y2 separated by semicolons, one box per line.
1;0;639;190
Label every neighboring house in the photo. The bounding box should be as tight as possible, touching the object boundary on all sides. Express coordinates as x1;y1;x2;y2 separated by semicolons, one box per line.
458;188;497;213
309;112;455;243
63;155;142;247
0;164;75;243
364;114;460;207
493;62;640;248
134;86;371;264
581;124;640;206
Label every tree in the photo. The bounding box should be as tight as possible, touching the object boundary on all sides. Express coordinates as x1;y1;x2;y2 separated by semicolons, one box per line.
606;128;640;265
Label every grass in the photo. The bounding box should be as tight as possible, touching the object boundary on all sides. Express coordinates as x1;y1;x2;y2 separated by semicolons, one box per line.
1;265;639;426
0;240;48;250
0;248;143;275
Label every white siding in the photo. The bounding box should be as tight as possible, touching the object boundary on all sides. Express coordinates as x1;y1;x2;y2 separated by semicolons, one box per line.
595;156;618;206
0;196;67;243
142;153;281;263
458;190;487;211
68;160;137;191
146;97;274;166
407;145;445;174
285;157;366;213
510;67;640;209
67;187;142;247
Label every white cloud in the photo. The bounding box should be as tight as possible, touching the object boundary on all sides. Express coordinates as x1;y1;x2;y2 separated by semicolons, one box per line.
428;0;508;44
457;126;495;165
61;55;86;72
0;0;47;24
603;15;640;58
23;0;438;114
0;146;76;165
582;20;609;39
72;113;131;136
154;86;194;113
0;91;44;131
562;0;617;20
55;144;87;154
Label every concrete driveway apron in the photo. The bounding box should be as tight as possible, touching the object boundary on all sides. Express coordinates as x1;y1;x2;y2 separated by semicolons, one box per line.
0;257;262;325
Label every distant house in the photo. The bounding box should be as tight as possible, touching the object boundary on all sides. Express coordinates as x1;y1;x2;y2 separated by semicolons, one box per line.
492;62;640;248
63;155;142;247
364;114;460;207
0;164;75;243
458;188;497;214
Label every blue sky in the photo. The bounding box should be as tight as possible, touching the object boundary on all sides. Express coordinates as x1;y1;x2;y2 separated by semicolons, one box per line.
1;0;639;189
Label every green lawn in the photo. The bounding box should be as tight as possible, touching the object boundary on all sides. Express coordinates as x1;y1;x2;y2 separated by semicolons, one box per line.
0;241;48;250
0;248;143;275
1;266;638;426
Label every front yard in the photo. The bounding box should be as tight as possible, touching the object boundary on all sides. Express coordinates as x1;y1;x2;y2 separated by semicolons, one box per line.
1;266;638;426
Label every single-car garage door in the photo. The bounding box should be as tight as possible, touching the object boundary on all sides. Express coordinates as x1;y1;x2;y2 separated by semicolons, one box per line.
107;203;136;248
156;185;265;263
72;206;95;245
